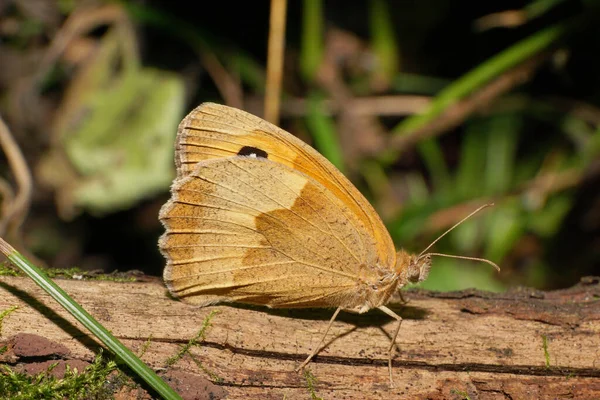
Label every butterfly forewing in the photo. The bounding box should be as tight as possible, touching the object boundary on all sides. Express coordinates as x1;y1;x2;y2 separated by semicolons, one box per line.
160;156;381;309
173;103;396;269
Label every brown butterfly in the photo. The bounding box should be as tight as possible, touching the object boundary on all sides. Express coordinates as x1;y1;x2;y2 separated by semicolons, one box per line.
158;103;498;384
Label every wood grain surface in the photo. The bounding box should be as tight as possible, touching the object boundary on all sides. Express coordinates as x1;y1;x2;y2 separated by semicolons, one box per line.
0;275;599;399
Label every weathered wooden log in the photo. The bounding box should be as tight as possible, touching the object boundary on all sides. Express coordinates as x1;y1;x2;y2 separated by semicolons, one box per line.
0;275;599;399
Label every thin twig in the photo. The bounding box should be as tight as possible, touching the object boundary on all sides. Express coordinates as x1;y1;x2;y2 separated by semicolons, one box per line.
10;5;129;132
473;11;528;32
0;115;33;238
264;0;288;124
36;4;129;89
200;52;244;109
259;95;431;117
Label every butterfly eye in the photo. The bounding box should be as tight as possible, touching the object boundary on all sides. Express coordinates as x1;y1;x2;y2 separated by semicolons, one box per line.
418;255;432;282
406;259;422;283
407;270;420;283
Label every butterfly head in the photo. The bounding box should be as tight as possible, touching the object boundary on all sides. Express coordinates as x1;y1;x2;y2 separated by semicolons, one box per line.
395;250;431;285
408;254;432;283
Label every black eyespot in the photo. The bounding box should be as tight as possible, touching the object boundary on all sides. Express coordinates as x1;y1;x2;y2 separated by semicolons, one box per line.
238;146;268;159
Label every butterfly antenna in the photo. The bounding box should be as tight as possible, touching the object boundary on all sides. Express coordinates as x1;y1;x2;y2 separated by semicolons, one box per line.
418;203;494;257
425;253;500;271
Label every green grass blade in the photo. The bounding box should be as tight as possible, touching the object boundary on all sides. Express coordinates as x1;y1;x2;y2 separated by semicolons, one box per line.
455;122;486;199
393;22;569;138
484;115;519;195
305;92;345;172
0;238;182;400
300;0;324;82
369;0;400;83
417;139;450;195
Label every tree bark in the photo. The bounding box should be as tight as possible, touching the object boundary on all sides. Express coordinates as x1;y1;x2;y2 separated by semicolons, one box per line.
0;275;599;399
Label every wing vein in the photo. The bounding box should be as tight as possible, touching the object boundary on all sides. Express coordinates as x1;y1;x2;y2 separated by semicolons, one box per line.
187;170;359;269
226;159;364;265
237;159;366;264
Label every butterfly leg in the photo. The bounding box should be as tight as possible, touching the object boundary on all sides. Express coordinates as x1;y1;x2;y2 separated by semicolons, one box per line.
398;290;409;304
295;306;342;372
378;305;403;387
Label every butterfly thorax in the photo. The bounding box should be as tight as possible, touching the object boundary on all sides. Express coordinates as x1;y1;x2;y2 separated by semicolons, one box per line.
343;259;401;313
343;250;432;313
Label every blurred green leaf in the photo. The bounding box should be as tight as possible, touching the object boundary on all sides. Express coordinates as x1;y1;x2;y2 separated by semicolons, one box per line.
38;26;185;217
484;201;525;263
70;68;184;214
405;173;430;205
450;218;481;254
526;194;572;237
391;201;442;245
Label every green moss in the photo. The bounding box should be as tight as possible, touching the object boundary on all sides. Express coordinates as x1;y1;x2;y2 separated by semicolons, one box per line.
165;310;218;367
541;334;551;368
0;262;20;277
42;267;136;282
165;310;222;381
0;264;136;282
188;353;222;383
303;369;323;400
88;273;137;283
44;267;83;278
0;351;119;399
139;335;153;358
450;389;471;400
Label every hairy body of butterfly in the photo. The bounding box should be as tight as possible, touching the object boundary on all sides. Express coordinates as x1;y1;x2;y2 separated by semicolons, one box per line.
159;103;433;384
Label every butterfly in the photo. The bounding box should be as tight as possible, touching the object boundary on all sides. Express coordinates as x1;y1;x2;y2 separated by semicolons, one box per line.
158;102;498;384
